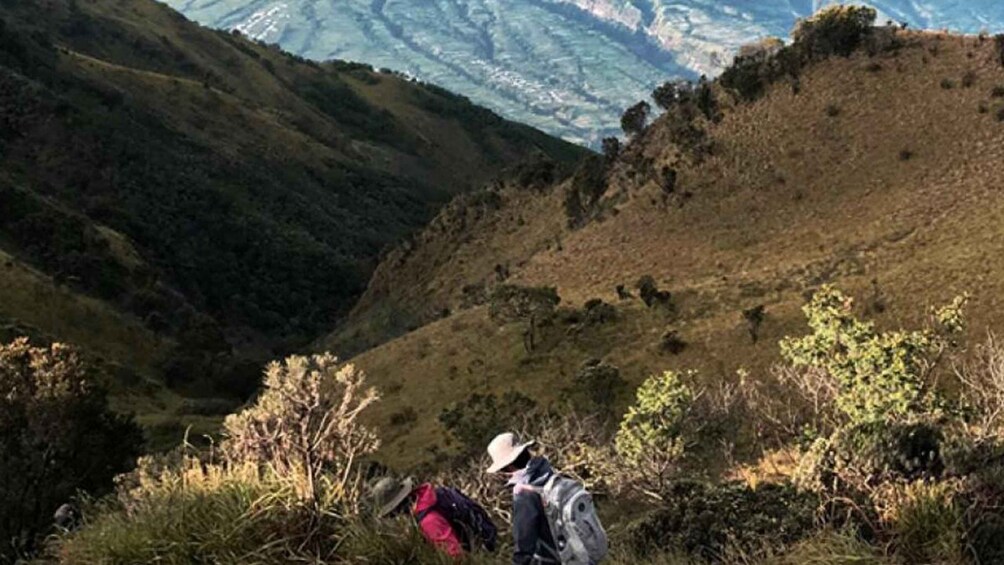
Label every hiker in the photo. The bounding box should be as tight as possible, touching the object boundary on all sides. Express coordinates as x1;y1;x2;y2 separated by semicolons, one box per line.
370;476;497;557
487;432;608;565
53;502;80;531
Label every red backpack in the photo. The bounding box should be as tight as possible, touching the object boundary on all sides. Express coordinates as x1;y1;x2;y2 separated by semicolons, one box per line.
417;487;498;553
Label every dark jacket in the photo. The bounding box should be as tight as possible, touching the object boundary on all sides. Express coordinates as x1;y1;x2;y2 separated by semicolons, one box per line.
412;483;464;557
512;456;558;565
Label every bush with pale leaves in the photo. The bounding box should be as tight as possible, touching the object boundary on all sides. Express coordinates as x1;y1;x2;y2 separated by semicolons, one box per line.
614;370;695;498
221;353;380;506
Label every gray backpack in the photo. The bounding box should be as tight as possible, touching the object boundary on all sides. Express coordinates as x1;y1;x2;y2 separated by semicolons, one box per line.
537;475;608;565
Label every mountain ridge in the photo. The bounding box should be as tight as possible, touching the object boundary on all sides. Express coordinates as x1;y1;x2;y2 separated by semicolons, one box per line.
326;26;1004;467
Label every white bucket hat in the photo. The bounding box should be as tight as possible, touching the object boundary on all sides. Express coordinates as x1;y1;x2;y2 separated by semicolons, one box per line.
486;432;537;473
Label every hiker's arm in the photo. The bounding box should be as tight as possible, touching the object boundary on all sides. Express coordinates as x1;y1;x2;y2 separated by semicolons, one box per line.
512;493;542;565
418;512;463;557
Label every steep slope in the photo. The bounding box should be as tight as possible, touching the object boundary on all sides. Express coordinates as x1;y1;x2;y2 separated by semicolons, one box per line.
0;0;584;437
167;0;1002;144
334;29;1004;468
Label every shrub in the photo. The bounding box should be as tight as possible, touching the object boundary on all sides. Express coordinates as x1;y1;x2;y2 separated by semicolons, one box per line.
720;54;772;102
941;78;956;90
743;305;766;344
637;275;671;308
487;284;561;324
721;38;794;102
956;334;1004;438
601;136;621;163
626;481;818;559
582;298;617;325
563;155;607;229
652;80;694;111
739;363;843;449
616;284;633;300
389;407;418;427
615;371;694;496
664;112;712;162
660;167;678;195
992;85;1004;98
898;149;914;161
795;421;945;492
460;282;488;309
567;359;626;415
877;480;963;564
0;338;141;561
620;101;651;136
220;353;380;507
695;76;719;122
792;5;877;59
439;392;537;457
510;154;557;189
661;329;687;355
962;71;977;88
780;286;966;425
825;104;841;117
962;488;1004;564
995;34;1004;67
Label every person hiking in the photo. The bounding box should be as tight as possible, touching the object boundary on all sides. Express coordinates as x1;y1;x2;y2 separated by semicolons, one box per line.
370;476;498;557
487;432;608;565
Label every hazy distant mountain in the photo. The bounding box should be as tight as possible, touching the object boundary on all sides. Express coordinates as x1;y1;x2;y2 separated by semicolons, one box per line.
166;1;1001;144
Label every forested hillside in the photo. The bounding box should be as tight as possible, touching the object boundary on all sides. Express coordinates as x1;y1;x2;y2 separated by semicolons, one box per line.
0;0;584;433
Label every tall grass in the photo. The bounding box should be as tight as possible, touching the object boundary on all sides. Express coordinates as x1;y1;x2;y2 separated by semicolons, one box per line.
762;530;891;565
54;458;345;564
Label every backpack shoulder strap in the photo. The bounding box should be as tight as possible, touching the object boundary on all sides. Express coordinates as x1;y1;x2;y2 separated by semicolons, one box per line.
415;508;432;522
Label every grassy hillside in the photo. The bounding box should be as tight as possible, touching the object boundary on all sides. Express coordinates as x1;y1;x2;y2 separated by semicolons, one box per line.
0;0;584;442
329;28;1004;468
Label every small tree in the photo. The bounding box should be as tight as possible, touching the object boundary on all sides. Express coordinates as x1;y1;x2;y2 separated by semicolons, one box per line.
600;136;621;163
221;353;380;506
652;80;693;111
0;338;141;560
695;75;720;121
637;275;671;308
488;284;561;324
743;305;766;344
780;286;966;425
620;101;651;137
792;5;877;59
615;370;695;498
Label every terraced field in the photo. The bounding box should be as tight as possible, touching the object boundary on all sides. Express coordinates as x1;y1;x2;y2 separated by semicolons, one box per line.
167;0;1001;145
